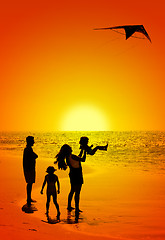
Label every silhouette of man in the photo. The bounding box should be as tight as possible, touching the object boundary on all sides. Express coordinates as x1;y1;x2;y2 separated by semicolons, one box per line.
23;136;38;206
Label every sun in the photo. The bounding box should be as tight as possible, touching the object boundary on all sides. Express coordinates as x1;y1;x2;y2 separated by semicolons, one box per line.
60;104;109;131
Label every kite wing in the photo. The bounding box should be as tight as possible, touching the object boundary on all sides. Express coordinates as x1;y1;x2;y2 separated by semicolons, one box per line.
94;25;151;42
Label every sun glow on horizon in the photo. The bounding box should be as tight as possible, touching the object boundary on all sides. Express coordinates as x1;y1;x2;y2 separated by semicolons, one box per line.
60;104;110;131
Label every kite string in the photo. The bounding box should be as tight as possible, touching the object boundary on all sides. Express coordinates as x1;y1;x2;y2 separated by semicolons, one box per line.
94;36;121;50
92;37;120;50
112;43;138;58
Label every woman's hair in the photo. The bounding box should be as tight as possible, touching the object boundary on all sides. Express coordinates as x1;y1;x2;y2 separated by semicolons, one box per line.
55;144;72;170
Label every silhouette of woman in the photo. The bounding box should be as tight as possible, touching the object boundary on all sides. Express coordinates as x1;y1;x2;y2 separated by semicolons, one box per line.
55;144;86;222
23;136;38;207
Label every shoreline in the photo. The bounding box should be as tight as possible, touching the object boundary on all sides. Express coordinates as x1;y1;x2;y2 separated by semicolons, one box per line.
1;153;165;240
0;153;118;240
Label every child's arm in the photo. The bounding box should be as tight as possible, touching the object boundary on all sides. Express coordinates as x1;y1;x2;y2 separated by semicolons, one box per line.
72;150;86;162
57;178;60;194
40;177;46;194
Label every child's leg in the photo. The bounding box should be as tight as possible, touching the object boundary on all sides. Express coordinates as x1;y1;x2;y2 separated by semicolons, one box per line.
98;143;108;151
88;146;99;155
89;144;108;155
52;193;60;215
46;194;51;214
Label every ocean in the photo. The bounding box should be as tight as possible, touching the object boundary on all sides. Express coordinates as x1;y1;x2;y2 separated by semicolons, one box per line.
0;131;165;174
1;131;165;239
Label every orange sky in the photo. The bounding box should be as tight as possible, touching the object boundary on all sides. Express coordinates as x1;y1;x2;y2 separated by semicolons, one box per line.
1;0;165;131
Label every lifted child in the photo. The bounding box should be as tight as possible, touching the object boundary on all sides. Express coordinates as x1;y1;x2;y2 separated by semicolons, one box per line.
79;137;108;156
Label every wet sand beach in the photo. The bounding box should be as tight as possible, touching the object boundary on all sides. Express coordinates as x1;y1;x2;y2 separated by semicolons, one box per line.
0;152;165;240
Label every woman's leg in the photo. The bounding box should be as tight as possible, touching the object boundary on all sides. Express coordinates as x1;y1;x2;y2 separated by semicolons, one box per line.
68;184;75;211
75;184;82;221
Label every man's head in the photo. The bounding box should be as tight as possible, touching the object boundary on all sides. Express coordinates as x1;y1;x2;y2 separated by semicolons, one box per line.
26;136;34;146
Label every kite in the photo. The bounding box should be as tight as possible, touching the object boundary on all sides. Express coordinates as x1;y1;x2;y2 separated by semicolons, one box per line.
94;25;151;42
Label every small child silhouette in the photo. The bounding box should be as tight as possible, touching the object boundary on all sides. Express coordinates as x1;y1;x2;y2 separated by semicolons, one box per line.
40;166;60;220
79;137;108;155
